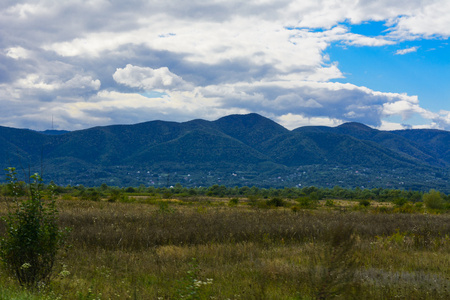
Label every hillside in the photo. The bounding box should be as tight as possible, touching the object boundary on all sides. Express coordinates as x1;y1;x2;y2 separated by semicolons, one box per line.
0;114;449;191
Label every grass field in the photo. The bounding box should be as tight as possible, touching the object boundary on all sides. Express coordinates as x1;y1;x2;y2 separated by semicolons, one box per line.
0;195;449;299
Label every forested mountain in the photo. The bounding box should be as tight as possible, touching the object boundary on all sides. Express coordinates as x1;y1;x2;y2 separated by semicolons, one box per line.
1;113;449;191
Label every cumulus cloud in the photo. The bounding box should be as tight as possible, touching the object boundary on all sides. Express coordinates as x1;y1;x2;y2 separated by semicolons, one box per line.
0;0;449;131
390;1;450;39
113;65;191;91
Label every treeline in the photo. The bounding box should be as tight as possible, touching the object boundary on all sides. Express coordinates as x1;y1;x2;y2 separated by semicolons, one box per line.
1;181;448;204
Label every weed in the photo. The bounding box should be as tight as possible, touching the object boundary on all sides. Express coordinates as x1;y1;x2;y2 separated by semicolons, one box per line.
307;223;360;299
176;258;213;299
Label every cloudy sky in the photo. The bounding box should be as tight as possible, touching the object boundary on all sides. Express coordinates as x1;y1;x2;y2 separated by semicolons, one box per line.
1;0;450;131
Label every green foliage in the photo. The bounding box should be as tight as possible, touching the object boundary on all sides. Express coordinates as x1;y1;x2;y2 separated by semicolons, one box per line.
2;114;450;191
393;197;408;207
358;199;371;207
107;189;123;202
415;202;424;209
82;189;102;202
296;197;317;209
392;203;416;213
423;189;445;210
0;168;68;289
246;195;260;205
228;198;239;206
265;197;285;207
309;191;320;201
157;201;175;214
324;199;335;207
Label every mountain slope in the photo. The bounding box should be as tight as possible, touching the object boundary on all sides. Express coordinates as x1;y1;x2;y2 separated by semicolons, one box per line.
261;131;425;168
0;114;448;191
213;113;289;150
392;129;450;164
294;122;449;168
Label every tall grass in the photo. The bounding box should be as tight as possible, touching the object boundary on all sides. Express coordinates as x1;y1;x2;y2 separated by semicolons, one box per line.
0;197;449;299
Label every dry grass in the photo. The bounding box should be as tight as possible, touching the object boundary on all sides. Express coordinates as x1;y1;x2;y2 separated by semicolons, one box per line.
0;197;449;299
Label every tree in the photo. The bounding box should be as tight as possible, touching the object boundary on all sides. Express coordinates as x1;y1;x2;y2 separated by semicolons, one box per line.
0;168;69;289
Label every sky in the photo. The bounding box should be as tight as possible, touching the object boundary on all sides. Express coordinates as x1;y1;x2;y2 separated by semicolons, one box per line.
1;0;450;131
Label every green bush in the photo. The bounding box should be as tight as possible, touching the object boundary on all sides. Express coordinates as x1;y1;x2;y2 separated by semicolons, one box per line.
325;199;335;207
0;168;69;289
228;198;239;206
414;202;424;209
296;197;318;209
108;189;122;202
423;189;444;210
393;198;408;207
358;199;371;207
266;197;285;207
157;201;175;214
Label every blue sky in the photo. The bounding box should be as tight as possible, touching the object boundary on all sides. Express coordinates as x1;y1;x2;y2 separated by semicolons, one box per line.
1;0;450;131
330;21;450;114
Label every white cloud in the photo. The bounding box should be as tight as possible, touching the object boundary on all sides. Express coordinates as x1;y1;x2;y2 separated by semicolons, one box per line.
273;94;323;109
382;100;432;120
113;65;190;91
1;0;450;131
64;74;101;90
395;46;419;55
5;47;32;59
391;0;450;39
276;113;343;130
12;74;100;93
434;110;450;128
16;74;58;91
377;120;408;131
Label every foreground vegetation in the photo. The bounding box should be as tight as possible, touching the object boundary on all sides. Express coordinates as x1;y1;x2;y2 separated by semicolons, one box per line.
0;183;449;299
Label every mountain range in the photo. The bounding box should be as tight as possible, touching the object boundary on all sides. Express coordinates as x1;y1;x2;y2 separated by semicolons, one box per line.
1;113;449;192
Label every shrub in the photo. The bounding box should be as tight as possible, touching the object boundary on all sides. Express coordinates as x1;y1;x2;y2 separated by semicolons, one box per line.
125;187;136;193
0;168;69;289
423;189;444;210
297;197;317;209
414;202;424;209
325;199;335;207
393;203;415;214
375;206;390;213
266;197;285;207
157;201;175;214
108;189;122;202
247;195;260;204
228;198;239;206
393;197;408;207
358;199;371;207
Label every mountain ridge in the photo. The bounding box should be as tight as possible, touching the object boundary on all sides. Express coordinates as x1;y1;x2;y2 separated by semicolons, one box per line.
1;113;449;191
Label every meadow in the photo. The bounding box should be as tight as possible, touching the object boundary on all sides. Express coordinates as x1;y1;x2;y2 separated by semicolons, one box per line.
0;191;449;299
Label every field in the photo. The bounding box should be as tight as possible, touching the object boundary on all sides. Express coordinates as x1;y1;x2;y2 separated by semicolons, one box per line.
0;194;450;299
